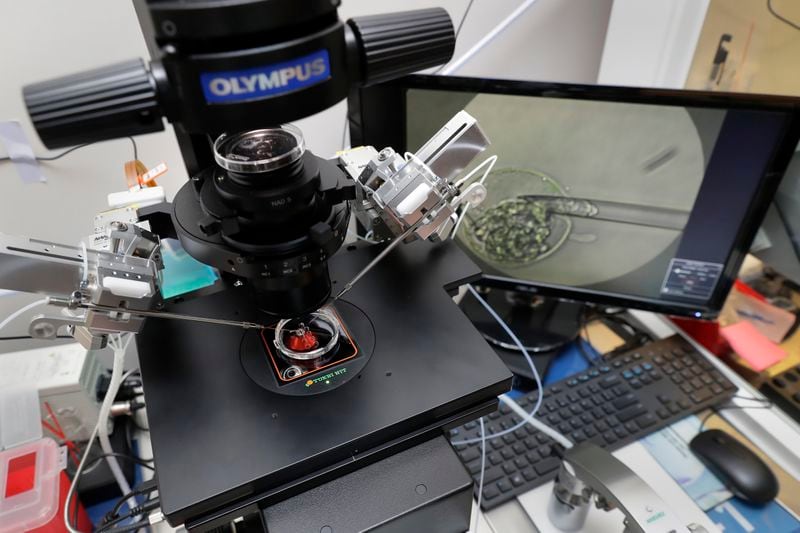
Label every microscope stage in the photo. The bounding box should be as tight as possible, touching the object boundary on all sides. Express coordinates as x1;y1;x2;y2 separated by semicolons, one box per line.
137;241;512;527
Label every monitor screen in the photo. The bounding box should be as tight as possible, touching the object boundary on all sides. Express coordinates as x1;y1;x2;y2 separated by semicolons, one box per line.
350;77;800;317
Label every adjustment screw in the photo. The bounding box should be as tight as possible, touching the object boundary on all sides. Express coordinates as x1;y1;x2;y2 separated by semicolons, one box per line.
162;20;177;36
378;148;392;161
31;322;56;338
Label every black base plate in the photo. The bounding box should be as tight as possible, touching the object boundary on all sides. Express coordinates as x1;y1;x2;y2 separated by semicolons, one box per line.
137;241;512;527
263;436;472;533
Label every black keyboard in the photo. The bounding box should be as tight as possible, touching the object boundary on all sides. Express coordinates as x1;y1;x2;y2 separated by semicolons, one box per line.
447;334;737;510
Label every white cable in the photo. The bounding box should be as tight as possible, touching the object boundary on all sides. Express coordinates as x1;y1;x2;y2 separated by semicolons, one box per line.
454;286;571;448
499;394;573;449
80;241;89;284
63;366;144;532
439;0;541;76
98;333;137;514
473;417;486;532
398;150;497;241
454;155;497;189
64;424;99;533
0;298;48;333
456;287;572;527
451;155;497;238
346;230;381;245
452;285;542;445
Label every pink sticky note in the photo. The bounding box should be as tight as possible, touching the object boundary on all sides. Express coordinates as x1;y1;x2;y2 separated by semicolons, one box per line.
720;320;787;372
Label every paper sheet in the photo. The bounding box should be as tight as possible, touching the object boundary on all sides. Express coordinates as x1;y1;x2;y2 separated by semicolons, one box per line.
709;497;800;533
0;121;45;183
720;320;787;372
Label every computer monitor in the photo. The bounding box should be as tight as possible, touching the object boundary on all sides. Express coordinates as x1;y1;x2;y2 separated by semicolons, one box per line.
753;151;800;283
349;76;800;318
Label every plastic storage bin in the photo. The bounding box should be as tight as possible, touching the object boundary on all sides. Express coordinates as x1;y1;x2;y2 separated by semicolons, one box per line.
0;438;63;532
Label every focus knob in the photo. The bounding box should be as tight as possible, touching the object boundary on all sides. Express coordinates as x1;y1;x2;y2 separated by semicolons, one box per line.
348;8;455;86
23;59;164;149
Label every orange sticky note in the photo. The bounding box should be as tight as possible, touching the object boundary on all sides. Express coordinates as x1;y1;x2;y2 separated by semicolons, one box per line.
720;320;787;372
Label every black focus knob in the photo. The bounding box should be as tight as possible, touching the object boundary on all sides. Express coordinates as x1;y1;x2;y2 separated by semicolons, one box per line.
23;59;164;149
348;8;455;86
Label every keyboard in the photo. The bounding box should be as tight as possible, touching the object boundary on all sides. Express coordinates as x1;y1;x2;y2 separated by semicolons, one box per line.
447;334;737;510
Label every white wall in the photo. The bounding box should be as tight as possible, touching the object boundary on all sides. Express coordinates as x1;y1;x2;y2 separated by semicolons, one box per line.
0;0;612;339
598;0;709;88
0;0;612;241
0;1;186;244
302;0;615;157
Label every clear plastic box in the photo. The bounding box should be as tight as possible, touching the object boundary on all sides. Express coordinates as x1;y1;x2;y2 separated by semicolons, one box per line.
0;438;64;533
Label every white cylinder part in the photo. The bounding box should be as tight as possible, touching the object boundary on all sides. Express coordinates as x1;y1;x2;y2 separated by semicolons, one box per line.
102;277;153;299
97;336;136;512
396;182;433;216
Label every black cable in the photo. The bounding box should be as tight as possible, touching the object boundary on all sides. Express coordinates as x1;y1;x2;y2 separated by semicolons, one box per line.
576;337;601;367
699;400;773;431
577;307;602;367
0;136;138;163
767;0;800;31
105;479;158;523
601;312;654;342
730;394;772;404
454;0;476;43
99;498;160;532
434;0;477;74
22;142;92;161
82;452;155;474
68;446;155;527
96;498;160;532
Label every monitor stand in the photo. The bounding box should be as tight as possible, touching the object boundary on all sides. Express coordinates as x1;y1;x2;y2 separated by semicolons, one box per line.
459;286;584;381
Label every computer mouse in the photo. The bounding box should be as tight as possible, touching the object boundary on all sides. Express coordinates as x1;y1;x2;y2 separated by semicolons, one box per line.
689;429;779;504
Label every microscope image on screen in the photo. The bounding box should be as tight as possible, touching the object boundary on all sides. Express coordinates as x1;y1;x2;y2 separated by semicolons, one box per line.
407;90;727;299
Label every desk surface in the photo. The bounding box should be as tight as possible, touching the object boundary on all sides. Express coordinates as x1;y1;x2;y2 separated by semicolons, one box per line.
477;310;800;533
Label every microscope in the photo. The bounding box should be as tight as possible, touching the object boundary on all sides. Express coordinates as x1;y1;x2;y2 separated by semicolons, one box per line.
7;1;513;531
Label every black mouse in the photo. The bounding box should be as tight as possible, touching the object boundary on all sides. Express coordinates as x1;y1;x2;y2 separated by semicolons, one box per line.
689;429;779;504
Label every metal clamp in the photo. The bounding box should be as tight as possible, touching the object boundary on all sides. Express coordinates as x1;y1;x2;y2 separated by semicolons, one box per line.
548;442;708;533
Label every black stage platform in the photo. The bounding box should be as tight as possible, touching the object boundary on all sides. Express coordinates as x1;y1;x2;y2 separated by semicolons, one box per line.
137;241;512;527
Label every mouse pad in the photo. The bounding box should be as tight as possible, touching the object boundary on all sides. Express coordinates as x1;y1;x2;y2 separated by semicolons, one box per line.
642;413;800;532
701;413;800;516
641;416;731;510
